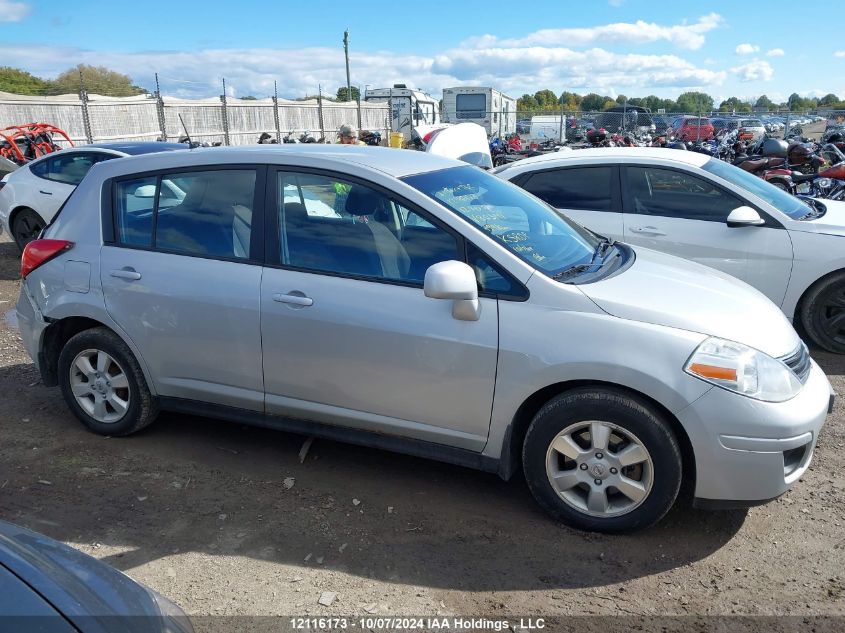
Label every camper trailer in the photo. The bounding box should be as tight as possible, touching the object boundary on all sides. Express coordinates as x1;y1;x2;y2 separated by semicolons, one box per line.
442;87;517;136
364;85;440;139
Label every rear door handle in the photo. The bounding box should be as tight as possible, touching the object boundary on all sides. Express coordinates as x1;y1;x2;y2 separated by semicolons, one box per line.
273;292;313;307
110;269;142;281
39;190;53;195
629;226;667;236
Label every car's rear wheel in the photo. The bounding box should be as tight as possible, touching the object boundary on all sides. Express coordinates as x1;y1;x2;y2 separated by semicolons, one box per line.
800;272;845;354
58;327;159;436
523;388;682;533
12;208;45;251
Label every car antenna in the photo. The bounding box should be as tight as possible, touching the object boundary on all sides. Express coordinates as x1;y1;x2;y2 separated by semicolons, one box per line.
178;114;194;150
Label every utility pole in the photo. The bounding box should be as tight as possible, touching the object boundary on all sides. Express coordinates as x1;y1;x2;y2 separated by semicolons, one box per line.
343;30;351;102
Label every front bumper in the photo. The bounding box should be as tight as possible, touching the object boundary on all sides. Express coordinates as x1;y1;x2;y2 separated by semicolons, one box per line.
677;360;832;504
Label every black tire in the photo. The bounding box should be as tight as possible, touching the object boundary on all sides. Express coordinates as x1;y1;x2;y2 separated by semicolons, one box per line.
522;388;682;533
12;208;45;252
800;271;845;354
58;327;159;436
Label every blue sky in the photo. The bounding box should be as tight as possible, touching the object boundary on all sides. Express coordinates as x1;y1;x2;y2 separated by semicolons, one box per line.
1;0;844;102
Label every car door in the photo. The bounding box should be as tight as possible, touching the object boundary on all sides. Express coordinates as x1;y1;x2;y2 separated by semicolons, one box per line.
621;164;793;305
29;152;115;220
260;169;499;451
515;165;623;240
100;166;266;411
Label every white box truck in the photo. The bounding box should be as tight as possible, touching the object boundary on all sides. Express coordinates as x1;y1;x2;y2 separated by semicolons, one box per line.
364;85;440;139
442;87;517;136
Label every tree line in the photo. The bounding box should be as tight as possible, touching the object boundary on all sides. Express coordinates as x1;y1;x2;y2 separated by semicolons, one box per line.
517;90;845;114
0;65;147;97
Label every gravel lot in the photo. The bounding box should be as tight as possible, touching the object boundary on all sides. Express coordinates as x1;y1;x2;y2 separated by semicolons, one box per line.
1;201;844;631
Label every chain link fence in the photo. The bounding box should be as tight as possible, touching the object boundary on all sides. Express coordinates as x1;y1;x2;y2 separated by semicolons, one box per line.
0;90;390;147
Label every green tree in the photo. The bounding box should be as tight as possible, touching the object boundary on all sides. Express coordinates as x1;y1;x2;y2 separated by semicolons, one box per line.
533;89;558;110
0;67;51;95
818;93;841;107
615;94;628;105
558;91;581;110
517;93;539;113
676;91;714;113
49;64;145;96
335;86;360;101
718;97;751;113
580;93;608;111
754;95;775;110
240;95;258;100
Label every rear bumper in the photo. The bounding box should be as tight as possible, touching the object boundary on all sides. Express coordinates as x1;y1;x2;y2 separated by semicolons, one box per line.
16;281;48;371
677;360;832;504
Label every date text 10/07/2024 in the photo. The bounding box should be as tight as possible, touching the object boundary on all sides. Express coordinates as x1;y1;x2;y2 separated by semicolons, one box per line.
289;617;546;631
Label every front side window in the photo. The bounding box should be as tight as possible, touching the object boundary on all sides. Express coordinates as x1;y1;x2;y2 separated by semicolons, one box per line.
625;166;742;221
521;167;614;212
114;169;256;259
404;166;599;277
278;172;459;283
702;158;809;220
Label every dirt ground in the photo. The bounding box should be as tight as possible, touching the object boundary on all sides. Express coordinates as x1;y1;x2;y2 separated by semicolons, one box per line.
1;221;844;632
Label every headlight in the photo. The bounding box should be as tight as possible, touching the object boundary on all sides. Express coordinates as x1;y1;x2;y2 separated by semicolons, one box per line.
684;337;802;402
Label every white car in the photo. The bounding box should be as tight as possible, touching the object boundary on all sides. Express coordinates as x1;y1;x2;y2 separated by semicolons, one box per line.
0;142;185;250
495;147;845;353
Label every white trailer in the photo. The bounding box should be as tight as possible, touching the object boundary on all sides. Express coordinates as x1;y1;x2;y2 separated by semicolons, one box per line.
441;87;517;136
364;85;439;139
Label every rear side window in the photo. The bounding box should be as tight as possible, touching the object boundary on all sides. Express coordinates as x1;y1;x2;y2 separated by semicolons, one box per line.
521;167;614;212
32;152;112;186
113;169;257;260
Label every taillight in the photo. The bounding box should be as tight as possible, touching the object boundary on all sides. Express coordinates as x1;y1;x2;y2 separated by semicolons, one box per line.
422;129;442;144
20;239;73;278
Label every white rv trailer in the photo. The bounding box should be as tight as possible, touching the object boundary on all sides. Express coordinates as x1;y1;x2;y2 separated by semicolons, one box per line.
364;85;440;139
441;87;517;136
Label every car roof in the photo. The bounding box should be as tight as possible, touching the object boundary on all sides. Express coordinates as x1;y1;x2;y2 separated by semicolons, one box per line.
493;147;711;174
79;142;187;155
88;145;466;180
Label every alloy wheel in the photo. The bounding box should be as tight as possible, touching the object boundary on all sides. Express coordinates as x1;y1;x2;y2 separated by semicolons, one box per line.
545;420;654;517
69;349;131;423
820;287;845;346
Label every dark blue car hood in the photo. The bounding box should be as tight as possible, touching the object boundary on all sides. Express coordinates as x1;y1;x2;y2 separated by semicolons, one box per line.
0;521;172;633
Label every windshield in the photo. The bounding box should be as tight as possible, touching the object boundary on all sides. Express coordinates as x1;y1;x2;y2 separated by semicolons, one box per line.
702;158;810;219
402;166;600;277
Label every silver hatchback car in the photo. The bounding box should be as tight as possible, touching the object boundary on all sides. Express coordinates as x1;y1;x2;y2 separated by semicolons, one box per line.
16;146;833;533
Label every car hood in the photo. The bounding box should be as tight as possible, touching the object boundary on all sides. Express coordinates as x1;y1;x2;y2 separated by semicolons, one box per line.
579;246;800;358
425;122;493;169
791;198;845;237
0;520;189;632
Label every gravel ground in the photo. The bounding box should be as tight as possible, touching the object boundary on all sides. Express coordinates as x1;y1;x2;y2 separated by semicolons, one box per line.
0;212;844;632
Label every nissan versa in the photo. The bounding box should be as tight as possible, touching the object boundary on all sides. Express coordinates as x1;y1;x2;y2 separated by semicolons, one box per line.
16;146;833;532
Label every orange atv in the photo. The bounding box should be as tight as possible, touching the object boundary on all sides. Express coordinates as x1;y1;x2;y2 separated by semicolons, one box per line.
0;123;73;166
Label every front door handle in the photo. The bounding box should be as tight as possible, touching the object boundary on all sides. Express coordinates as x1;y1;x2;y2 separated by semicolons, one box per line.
273;292;313;307
39;190;53;195
629;226;667;236
110;268;142;281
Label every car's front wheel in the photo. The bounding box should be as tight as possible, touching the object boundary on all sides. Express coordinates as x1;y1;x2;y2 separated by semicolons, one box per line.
800;271;845;354
58;327;159;436
522;388;682;533
12;208;45;251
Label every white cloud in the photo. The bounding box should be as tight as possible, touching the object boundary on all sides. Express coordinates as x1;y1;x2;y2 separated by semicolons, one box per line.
735;43;759;55
732;60;774;82
767;48;785;57
0;42;729;100
835;51;845;58
0;0;30;22
466;13;723;51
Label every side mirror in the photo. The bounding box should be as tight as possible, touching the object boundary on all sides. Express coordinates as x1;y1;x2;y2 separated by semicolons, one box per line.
726;206;765;228
134;184;157;198
424;260;481;321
